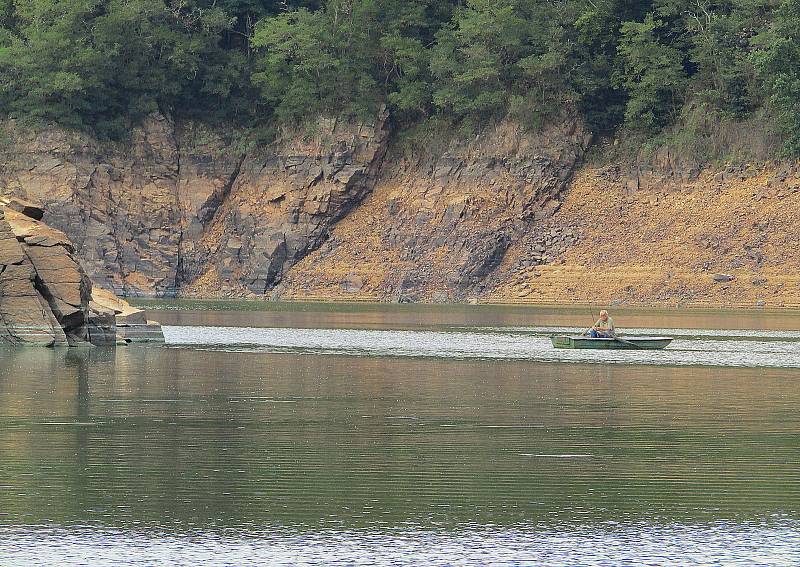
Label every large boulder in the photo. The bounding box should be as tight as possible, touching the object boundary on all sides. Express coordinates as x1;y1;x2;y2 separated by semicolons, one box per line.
0;197;163;346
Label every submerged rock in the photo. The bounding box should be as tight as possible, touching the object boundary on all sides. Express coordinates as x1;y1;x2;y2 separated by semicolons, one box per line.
91;287;165;343
0;197;163;346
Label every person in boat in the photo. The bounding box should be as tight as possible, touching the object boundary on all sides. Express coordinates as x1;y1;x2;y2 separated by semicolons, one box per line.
589;310;615;338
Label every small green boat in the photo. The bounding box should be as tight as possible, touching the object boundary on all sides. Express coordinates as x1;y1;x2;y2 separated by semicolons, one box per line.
550;335;673;350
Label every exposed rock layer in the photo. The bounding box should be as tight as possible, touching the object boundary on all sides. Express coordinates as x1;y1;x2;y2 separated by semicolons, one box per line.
178;109;391;295
5;112;799;307
280;161;800;307
280;117;590;301
487;164;800;307
0;201;91;345
0;112;394;298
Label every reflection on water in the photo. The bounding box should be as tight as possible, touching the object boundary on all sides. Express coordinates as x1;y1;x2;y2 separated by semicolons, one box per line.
1;303;799;565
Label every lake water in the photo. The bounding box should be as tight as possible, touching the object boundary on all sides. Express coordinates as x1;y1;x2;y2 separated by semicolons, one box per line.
1;302;799;565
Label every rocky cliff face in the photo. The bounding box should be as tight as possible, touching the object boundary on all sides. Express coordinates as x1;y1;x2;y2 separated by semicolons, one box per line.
485;162;800;307
0;117;242;297
0;111;391;298
1;110;591;302
0;198;92;345
279;116;590;301
178;109;390;296
4;111;796;307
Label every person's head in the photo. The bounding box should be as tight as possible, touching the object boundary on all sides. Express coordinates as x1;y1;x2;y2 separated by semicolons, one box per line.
599;310;609;321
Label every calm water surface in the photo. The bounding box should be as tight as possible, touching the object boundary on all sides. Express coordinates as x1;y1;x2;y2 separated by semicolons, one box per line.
1;302;799;565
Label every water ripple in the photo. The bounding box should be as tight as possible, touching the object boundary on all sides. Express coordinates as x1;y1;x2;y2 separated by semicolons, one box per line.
0;522;797;566
163;325;800;368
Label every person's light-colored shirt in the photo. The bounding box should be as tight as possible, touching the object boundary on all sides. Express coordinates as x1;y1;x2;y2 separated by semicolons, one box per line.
594;317;615;335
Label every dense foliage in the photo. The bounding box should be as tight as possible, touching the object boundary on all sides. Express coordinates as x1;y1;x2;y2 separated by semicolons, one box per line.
0;0;796;153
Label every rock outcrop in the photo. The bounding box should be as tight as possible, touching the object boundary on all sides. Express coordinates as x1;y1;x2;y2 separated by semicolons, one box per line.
90;287;165;343
0;197;162;346
487;164;800;307
0;110;590;302
279;115;591;301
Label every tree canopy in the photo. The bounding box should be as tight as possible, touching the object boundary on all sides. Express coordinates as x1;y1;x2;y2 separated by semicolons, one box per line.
0;0;795;153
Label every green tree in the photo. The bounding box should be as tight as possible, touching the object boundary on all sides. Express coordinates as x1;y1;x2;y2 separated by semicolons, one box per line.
572;0;652;134
615;13;688;131
0;0;786;149
429;0;528;119
0;0;248;136
251;0;448;123
754;0;800;154
512;0;581;123
655;0;767;117
251;4;379;121
381;31;430;117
